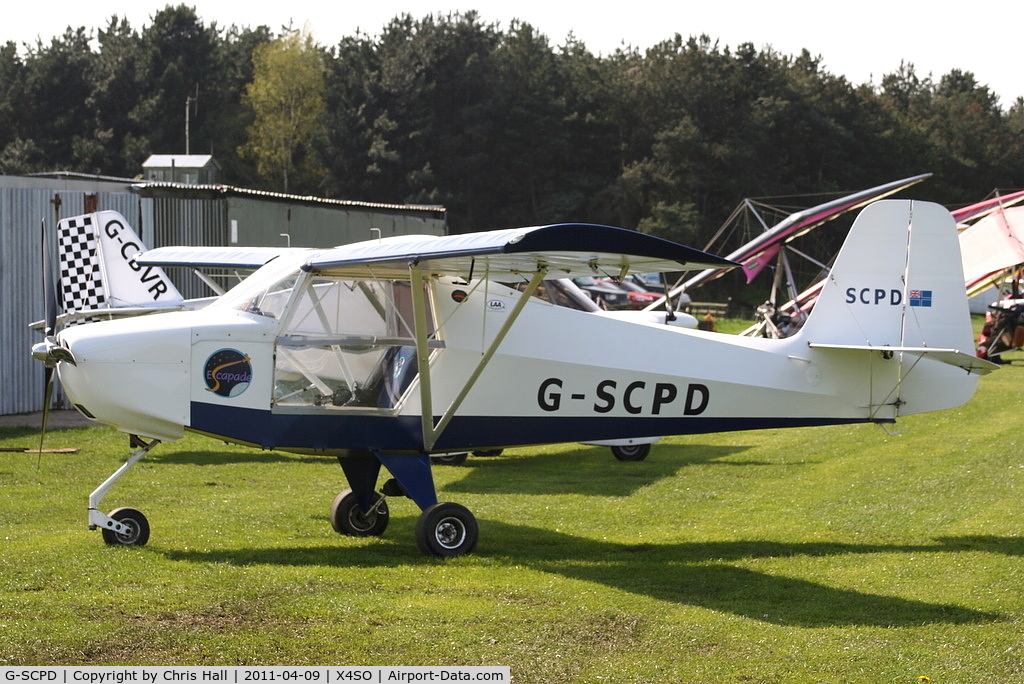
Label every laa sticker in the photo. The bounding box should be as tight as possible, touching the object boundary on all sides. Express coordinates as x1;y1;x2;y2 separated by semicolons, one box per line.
204;349;253;397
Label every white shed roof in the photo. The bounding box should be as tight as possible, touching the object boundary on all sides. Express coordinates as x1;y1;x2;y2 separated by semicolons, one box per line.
142;154;219;169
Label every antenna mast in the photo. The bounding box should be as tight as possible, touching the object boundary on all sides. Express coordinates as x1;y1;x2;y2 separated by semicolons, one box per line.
185;86;199;155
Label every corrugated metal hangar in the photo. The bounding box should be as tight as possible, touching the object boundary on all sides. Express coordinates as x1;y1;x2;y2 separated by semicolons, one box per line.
0;172;447;415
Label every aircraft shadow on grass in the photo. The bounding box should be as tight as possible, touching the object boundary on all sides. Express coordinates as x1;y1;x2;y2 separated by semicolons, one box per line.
152;449;328;466
162;528;1008;628
146;441;769;494
443;443;771;497
114;440;1010;627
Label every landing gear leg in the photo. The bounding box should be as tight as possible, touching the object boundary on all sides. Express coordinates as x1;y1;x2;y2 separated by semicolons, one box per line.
335;449;479;557
376;452;479;557
333;451;390;536
89;436;160;546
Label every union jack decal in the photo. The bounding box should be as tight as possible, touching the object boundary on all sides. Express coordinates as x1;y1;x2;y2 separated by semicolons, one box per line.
909;290;933;307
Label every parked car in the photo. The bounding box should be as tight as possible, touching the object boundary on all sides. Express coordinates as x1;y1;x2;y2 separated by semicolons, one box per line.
627;272;666;293
597;278;661;309
572;277;631;309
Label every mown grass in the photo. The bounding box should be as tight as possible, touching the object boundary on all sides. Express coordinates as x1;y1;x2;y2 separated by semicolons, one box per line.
2;320;1023;681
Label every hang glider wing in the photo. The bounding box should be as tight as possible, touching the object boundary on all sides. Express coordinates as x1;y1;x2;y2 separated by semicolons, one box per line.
959;205;1024;298
749;193;1024;336
951;189;1024;225
302;223;736;279
675;173;933;292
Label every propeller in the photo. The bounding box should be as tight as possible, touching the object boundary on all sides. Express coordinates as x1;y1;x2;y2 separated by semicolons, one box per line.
31;217;70;458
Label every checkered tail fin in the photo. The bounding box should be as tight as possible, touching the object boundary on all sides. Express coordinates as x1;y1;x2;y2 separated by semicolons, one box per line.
57;214;108;325
56;211;182;326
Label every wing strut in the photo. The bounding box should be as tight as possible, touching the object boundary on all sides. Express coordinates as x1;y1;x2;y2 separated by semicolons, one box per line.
412;266;547;451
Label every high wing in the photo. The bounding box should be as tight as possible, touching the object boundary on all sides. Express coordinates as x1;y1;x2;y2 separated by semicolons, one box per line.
138;245;299;270
301;223;735;280
136;245;302;297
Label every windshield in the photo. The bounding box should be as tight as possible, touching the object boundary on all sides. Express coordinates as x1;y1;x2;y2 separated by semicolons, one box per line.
504;278;600;312
211;252;310;318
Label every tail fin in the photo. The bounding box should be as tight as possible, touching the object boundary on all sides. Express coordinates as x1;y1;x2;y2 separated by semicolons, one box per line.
798;200;996;418
57;211;182;323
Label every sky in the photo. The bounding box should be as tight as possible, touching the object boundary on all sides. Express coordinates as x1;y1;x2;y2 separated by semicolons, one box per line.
4;1;1022;106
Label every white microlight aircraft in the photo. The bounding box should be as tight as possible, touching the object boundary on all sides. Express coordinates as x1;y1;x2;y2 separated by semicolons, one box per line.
32;200;996;556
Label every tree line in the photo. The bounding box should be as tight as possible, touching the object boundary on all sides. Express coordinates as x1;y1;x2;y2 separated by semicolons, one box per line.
2;4;1022;251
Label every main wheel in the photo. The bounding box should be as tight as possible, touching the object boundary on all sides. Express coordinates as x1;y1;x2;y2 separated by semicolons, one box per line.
101;507;150;546
415;502;478;557
330;489;389;536
611;443;651;461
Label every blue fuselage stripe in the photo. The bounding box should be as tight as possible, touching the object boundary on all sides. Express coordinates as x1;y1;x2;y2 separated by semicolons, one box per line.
188;402;874;453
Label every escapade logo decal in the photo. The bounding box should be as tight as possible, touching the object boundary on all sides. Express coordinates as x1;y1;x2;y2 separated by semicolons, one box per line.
203;349;253;397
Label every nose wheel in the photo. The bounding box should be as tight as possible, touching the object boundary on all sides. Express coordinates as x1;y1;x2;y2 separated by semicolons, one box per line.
89;437;159;547
100;507;150;546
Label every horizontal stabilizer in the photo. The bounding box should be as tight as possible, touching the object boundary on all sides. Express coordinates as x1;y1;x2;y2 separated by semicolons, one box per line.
808;343;999;375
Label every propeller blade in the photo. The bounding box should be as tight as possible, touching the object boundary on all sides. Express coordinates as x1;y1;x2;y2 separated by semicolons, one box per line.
41;218;58;336
39;367;55;465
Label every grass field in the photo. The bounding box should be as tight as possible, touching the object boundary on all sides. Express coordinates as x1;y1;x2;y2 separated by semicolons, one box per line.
2;321;1023;681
